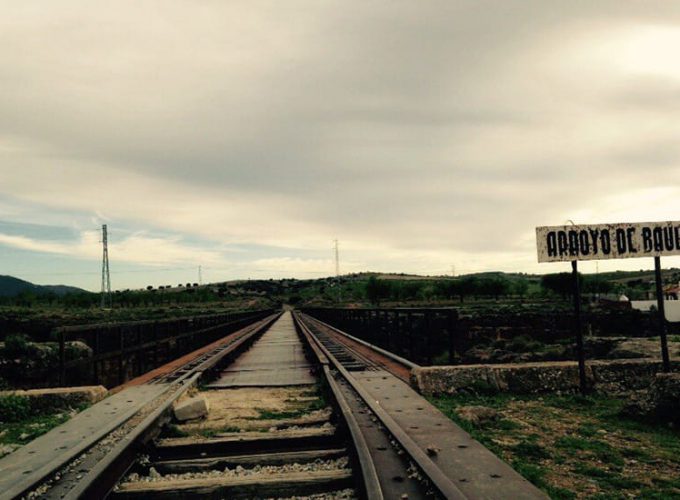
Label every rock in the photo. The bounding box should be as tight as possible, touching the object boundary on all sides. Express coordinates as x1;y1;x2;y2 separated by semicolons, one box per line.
456;405;499;426
173;395;210;422
0;444;19;457
0;341;93;388
0;386;108;413
426;445;440;456
622;373;680;426
608;338;680;360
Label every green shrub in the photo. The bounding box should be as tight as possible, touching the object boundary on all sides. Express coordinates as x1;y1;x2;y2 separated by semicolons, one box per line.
0;394;31;422
506;335;544;353
3;334;32;357
512;440;551;459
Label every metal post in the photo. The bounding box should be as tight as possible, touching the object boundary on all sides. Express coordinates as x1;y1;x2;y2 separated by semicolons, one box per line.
118;329;125;385
448;309;456;364
407;312;415;360
425;311;433;365
572;261;587;395
654;256;671;372
152;322;158;369
58;331;65;387
93;330;100;385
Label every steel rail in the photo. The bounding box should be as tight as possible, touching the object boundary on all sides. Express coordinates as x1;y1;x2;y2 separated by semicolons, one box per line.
63;314;282;498
0;387;172;500
322;365;383;500
10;313;280;500
294;312;468;499
295;314;383;500
301;312;419;370
64;373;202;500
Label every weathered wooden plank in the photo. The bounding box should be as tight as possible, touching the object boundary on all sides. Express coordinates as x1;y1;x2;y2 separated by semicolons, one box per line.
153;428;340;460
113;469;353;499
150;448;347;473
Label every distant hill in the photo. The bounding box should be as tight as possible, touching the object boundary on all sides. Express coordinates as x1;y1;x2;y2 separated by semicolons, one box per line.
0;275;88;297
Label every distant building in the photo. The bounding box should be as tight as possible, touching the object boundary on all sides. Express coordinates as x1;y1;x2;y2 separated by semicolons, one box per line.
664;282;680;300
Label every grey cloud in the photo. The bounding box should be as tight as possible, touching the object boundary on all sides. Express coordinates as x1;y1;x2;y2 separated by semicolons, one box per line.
3;1;680;272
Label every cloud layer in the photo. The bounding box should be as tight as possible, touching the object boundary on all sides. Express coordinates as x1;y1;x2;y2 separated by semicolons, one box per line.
2;1;680;288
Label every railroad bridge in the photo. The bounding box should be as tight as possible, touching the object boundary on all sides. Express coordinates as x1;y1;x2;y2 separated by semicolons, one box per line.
0;311;546;499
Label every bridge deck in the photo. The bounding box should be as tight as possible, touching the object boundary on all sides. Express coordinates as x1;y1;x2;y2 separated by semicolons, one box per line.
209;312;314;388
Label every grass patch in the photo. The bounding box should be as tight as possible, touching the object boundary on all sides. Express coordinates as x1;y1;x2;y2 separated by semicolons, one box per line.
494;418;521;431
429;391;680;499
164;424;189;438
572;463;612;478
254;408;311;420
0;399;89;450
0;412;73;446
621;446;654;462
252;384;328;421
0;394;32;422
512;440;551;460
554;436;624;466
197;426;242;438
576;422;599;437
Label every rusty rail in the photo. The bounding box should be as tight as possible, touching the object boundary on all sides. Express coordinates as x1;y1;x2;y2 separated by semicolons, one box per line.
301;307;459;365
55;309;276;387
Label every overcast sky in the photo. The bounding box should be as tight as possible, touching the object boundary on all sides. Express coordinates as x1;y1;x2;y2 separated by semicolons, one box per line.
2;1;680;290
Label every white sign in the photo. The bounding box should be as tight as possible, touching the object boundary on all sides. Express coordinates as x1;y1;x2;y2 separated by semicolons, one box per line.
536;221;680;263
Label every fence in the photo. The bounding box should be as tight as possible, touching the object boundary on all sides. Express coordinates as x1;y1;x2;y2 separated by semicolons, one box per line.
54;309;276;387
302;307;459;365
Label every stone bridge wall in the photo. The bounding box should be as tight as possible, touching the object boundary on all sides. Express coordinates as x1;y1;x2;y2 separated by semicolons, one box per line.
412;358;680;395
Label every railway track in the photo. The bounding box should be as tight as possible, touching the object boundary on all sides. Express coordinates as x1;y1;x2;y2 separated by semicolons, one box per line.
1;310;547;499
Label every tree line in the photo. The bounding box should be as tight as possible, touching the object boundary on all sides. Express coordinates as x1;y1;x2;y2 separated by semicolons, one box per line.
363;273;615;305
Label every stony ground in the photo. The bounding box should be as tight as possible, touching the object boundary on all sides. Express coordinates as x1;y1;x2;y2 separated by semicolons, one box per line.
431;393;680;499
126;457;350;483
171;386;331;436
120;384;353;499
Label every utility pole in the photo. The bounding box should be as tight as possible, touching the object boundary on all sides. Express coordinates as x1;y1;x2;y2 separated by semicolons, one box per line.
334;239;341;303
100;224;112;308
451;264;456;277
198;265;203;285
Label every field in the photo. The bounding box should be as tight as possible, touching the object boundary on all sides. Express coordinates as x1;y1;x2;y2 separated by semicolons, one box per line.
431;393;680;499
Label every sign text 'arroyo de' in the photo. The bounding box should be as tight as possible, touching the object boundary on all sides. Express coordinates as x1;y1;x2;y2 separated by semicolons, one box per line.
536;221;680;263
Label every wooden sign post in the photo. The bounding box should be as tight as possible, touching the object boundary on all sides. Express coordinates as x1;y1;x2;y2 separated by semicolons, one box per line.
654;256;671;371
570;260;587;394
537;221;676;392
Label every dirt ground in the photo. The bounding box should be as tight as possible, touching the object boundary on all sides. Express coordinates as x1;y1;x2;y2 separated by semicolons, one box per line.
174;386;332;435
